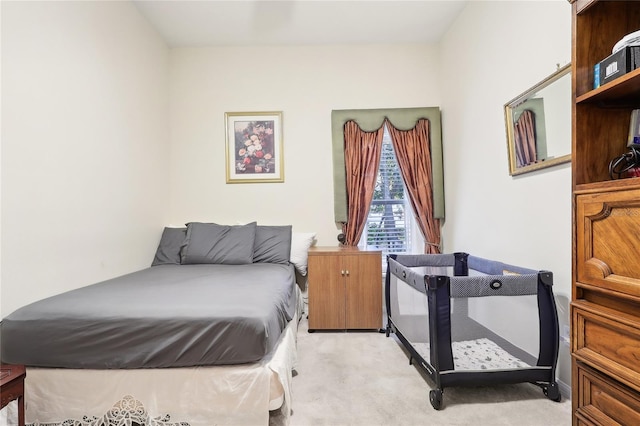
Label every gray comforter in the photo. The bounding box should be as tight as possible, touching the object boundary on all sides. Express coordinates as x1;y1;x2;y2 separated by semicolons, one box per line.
0;263;298;369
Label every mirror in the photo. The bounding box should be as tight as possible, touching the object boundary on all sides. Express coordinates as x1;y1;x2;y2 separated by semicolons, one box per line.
504;64;571;176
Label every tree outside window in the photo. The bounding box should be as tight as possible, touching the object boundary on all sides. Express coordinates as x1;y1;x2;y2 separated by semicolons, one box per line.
360;126;419;266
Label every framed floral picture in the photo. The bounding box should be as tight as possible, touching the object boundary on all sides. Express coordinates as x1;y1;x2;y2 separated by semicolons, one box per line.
225;111;284;183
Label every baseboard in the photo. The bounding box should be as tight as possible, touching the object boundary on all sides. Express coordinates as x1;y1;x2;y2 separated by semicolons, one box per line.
557;378;571;400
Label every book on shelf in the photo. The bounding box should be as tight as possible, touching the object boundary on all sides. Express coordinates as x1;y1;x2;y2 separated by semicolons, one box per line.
628;109;640;147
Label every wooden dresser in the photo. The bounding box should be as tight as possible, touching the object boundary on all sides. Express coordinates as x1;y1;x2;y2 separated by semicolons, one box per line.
570;1;640;424
307;246;382;331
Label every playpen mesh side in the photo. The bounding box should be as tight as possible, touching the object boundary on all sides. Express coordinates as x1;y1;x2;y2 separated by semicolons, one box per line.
386;254;455;352
388;254;542;373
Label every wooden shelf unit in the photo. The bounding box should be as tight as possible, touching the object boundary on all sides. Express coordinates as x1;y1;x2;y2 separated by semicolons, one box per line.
570;1;640;424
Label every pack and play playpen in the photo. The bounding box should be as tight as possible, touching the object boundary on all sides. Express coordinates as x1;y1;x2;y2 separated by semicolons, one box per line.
385;252;560;410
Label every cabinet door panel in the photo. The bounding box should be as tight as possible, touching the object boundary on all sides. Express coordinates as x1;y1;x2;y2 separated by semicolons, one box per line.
345;254;382;329
572;301;640;393
576;189;640;298
575;362;640;426
308;255;345;329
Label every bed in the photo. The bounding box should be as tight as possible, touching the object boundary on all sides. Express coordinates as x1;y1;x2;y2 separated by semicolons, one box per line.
0;222;316;426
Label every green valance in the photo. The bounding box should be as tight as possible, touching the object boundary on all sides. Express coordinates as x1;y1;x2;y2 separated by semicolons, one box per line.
331;107;444;224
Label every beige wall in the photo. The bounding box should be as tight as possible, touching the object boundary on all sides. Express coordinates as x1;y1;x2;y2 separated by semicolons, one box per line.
168;44;441;243
439;0;572;391
1;0;573;392
168;1;573;393
1;1;171;316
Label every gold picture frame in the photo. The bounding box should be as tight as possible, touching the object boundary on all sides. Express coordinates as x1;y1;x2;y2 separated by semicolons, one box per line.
225;111;284;183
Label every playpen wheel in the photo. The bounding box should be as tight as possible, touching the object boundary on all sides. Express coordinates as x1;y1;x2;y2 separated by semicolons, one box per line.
543;382;561;402
429;389;443;410
385;327;390;337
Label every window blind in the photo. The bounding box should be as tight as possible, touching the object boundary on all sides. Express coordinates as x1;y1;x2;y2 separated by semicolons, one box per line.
359;127;411;267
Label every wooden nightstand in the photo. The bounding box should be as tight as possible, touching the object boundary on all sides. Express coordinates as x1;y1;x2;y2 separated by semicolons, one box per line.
307;246;382;331
1;364;26;426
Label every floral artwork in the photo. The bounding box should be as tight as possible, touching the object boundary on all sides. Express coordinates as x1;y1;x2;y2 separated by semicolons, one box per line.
234;120;275;174
225;112;283;183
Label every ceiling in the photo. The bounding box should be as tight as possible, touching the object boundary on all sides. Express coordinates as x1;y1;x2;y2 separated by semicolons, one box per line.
132;0;468;47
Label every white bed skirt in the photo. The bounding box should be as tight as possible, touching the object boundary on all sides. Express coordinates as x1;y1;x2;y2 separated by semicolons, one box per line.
22;293;302;426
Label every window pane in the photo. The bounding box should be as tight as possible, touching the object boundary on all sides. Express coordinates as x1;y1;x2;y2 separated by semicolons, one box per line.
359;125;413;269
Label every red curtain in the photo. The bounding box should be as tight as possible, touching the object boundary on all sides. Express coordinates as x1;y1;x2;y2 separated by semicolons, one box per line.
341;121;384;246
514;110;537;167
386;119;441;254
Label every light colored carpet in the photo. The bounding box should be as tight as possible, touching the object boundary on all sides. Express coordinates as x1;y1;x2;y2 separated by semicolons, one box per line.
289;315;571;426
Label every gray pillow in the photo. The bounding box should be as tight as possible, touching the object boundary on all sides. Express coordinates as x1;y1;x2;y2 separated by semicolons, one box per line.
181;222;257;265
151;227;186;266
253;225;292;264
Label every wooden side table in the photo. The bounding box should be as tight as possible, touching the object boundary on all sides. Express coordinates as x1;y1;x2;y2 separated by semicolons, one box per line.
307;246;382;331
1;364;26;426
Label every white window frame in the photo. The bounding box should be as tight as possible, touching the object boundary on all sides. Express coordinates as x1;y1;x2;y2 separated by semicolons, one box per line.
358;126;424;269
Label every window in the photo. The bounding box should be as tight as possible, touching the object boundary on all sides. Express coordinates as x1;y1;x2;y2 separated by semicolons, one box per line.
358;125;423;268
